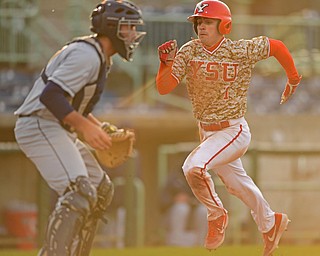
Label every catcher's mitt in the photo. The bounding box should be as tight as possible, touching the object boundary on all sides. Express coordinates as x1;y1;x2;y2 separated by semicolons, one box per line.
95;122;135;168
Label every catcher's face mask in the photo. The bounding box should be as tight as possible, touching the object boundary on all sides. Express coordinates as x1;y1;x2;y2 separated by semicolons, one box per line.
90;0;146;62
117;18;146;61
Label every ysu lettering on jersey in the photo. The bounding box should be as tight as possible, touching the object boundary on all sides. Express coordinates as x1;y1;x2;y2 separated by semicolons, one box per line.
190;60;239;82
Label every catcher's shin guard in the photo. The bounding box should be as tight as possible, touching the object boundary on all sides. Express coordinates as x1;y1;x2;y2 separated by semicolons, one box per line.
75;174;114;256
95;173;114;216
74;215;99;256
41;176;97;256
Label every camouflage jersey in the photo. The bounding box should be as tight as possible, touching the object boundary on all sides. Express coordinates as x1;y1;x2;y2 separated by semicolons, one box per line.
171;36;270;123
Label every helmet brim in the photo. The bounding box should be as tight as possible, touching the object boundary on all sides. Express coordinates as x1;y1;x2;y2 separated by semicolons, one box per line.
187;14;231;23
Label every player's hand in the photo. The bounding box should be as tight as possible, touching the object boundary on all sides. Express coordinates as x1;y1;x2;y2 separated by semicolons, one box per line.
280;75;302;104
81;123;112;150
63;111;112;150
158;40;177;64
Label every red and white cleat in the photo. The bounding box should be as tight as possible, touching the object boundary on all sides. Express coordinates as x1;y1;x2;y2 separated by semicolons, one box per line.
204;213;228;251
262;213;290;256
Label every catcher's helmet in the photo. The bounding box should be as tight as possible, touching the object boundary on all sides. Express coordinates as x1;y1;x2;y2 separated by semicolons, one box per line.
188;0;232;35
90;0;146;61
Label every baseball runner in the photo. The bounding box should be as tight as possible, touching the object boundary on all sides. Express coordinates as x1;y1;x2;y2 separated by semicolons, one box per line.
14;0;145;255
156;1;301;255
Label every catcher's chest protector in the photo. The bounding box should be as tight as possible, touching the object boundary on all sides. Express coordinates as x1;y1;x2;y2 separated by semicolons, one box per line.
68;36;108;116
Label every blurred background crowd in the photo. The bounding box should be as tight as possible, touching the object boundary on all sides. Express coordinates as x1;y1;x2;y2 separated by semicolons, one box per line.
0;0;319;115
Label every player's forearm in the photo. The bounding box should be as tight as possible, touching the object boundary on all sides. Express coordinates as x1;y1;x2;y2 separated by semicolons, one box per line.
62;111;96;133
156;62;178;94
268;38;300;84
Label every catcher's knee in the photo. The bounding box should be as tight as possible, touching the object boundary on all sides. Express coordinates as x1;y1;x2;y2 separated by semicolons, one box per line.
65;175;98;209
43;176;98;255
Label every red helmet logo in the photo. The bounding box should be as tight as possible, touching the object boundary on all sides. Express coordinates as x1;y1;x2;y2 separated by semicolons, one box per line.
196;3;209;14
187;0;232;35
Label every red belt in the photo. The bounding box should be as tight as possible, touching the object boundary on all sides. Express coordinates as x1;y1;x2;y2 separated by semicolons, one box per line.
200;120;230;131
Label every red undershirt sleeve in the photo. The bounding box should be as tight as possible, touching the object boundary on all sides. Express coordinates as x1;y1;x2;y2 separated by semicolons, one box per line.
268;38;300;84
156;62;179;95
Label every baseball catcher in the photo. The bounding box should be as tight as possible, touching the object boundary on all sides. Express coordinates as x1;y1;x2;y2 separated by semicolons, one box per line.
14;0;146;255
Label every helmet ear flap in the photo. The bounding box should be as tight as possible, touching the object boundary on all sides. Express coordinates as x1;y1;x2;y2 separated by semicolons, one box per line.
218;20;232;35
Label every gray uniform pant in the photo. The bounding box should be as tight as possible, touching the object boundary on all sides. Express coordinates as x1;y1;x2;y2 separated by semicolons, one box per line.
14;116;105;195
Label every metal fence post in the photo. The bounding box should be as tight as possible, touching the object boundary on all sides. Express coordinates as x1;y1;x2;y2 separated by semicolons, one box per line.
36;177;51;248
124;158;136;246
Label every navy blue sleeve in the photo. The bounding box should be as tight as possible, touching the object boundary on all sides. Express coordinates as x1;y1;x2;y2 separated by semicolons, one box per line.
39;81;74;121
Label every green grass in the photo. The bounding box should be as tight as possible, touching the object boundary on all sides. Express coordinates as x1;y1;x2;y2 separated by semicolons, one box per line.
1;245;320;256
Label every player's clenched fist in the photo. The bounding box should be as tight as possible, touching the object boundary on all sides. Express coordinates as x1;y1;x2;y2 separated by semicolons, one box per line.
158;40;177;64
280;75;302;104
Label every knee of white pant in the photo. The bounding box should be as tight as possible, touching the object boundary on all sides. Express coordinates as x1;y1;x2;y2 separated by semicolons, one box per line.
183;167;206;189
183;166;200;177
182;158;197;175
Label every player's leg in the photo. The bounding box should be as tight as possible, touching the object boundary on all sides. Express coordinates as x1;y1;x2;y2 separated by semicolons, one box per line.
38;134;114;256
215;159;289;256
182;117;251;250
15;118;97;255
41;176;98;255
184;166;225;218
213;160;289;256
213;159;274;233
73;139;114;255
75;173;114;255
182;121;251;218
183;166;227;250
15;118;89;193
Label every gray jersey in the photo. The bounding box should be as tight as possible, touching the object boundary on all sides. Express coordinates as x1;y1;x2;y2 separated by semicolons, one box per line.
14;36;110;121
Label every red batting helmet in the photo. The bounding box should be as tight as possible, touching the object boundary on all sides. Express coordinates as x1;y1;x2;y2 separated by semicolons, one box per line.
188;0;232;35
